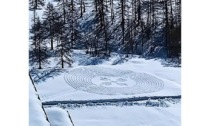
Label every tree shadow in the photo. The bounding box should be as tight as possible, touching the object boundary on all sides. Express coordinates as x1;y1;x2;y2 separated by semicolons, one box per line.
160;57;181;67
29;67;67;84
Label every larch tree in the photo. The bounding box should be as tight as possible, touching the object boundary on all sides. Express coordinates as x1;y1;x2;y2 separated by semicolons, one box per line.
29;0;45;49
30;16;48;69
42;2;59;50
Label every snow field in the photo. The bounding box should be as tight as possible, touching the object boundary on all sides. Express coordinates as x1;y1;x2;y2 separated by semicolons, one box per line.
64;66;164;95
67;103;181;126
45;107;73;126
36;51;180;101
31;50;181;126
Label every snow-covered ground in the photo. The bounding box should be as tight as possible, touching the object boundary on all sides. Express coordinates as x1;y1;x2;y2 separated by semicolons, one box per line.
45;107;73;126
29;0;181;125
29;79;50;126
35;50;180;101
30;78;75;126
31;49;181;126
67;103;181;126
43;98;181;126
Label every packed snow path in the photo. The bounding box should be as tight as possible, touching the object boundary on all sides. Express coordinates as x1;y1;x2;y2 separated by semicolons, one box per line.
64;67;164;95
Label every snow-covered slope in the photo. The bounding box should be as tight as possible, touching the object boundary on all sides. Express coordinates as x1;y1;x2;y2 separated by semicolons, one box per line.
29;80;50;126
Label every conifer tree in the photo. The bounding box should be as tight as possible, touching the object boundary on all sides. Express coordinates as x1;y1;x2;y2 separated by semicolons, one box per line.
42;2;59;50
30;16;48;69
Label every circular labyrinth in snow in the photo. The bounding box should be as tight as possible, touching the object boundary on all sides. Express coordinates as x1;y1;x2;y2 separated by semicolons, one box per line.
64;67;164;95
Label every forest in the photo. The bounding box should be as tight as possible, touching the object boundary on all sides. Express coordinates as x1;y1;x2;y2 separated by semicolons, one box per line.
29;0;181;69
29;1;182;125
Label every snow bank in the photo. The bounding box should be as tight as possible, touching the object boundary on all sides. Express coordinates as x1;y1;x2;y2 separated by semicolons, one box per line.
29;80;50;126
45;107;73;126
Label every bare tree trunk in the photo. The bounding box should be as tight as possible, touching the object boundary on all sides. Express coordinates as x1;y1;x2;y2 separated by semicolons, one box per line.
62;0;66;24
33;10;37;49
38;40;42;69
95;0;98;12
110;0;114;24
83;0;86;12
170;0;174;29
70;0;75;48
50;23;53;50
165;0;169;57
105;31;108;55
80;0;83;17
51;36;53;50
121;0;125;44
35;0;38;9
137;0;144;55
147;0;151;27
61;45;64;68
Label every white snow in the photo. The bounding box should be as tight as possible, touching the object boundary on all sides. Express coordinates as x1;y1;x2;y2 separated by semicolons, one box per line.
91;76;136;88
45;107;73;126
29;80;50;126
29;0;181;125
36;50;180;101
31;50;181;126
68;103;181;126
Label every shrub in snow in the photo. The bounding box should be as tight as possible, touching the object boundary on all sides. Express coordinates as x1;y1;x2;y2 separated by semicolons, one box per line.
146;98;152;106
158;99;169;107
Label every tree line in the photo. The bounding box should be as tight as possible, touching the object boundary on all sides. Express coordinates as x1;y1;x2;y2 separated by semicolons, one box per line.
29;0;181;69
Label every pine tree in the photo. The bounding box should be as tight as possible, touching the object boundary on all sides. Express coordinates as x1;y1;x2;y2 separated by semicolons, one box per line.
30;16;48;69
79;0;86;18
54;0;68;23
29;0;45;10
66;0;82;49
110;0;114;24
42;2;59;50
98;0;110;56
164;0;169;56
54;11;73;68
119;0;125;45
52;0;74;68
29;0;45;50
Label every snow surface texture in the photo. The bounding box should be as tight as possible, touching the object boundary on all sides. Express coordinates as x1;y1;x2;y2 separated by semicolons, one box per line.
32;50;181;126
36;51;180;101
68;104;181;126
43;98;181;126
64;66;164;95
29;80;50;126
45;107;73;126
